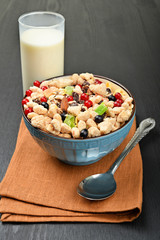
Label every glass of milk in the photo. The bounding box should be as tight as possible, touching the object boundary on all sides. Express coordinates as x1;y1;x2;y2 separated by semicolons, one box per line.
18;11;65;94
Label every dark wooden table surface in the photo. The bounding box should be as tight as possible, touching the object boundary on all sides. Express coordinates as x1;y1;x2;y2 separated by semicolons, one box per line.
0;0;160;239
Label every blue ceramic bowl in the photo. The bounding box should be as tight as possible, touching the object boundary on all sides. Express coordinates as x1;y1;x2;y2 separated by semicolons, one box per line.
22;76;136;166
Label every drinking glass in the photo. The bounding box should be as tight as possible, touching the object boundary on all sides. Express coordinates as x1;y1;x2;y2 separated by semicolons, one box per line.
18;11;65;94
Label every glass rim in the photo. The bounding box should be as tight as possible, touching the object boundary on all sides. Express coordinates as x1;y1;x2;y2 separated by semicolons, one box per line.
18;11;65;29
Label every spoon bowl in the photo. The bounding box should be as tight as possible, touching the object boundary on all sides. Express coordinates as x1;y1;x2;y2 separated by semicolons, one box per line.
77;172;116;200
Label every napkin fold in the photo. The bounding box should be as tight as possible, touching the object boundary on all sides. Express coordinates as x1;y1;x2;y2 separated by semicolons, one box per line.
0;118;142;222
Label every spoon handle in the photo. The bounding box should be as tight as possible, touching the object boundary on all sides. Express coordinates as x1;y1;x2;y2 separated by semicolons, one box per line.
109;118;156;175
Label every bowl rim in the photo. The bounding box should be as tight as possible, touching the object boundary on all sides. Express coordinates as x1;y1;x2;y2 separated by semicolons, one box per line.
22;74;136;141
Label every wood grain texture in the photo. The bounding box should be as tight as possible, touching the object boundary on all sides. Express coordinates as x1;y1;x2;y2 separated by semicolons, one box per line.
0;0;160;239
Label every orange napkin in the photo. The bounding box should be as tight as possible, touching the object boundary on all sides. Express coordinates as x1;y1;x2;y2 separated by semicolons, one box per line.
0;118;142;222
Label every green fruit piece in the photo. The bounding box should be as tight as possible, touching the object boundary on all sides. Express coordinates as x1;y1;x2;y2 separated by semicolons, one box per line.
65;86;74;96
95;102;108;115
64;114;75;128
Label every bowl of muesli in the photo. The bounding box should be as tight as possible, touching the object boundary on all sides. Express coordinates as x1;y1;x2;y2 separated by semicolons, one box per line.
22;73;135;165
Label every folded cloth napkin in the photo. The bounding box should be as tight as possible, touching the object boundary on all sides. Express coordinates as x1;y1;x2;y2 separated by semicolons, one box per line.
0;118;142;222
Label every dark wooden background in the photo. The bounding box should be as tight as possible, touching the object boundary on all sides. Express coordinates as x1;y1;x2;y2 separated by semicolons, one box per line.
0;0;160;239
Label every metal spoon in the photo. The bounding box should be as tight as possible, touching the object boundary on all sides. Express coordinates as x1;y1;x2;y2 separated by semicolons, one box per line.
77;118;156;200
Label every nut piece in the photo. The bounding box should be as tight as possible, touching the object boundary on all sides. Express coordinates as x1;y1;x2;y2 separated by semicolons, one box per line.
27;101;38;108
98;120;112;135
86;118;97;128
71;127;80;138
61;123;72;134
58;133;71;138
31;115;46;132
105;100;114;108
89;110;98;119
44;116;52;125
77;77;84;85
67;105;81;116
107;107;115;118
78;120;86;131
117;110;131;123
80;72;94;81
54;113;62;123
125;97;133;105
73;85;83;95
113;107;124;115
61;96;69;112
30;86;43;93
51;119;61;132
71;73;79;85
77;110;90;121
27;112;38;119
48;104;57;118
89;83;106;97
33;105;48;115
31;92;43;100
46;124;59;135
112;122;121;131
121;102;129;110
88;127;101;137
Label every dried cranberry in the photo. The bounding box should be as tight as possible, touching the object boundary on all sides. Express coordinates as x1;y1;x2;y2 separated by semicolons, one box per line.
24;107;33;116
26;89;32;96
40;96;48;102
41;86;48;91
33;80;41;87
84;100;93;108
22;98;29;105
81;93;89;101
67;96;74;102
114;100;121;107
115;92;122;100
116;99;124;104
95;79;102;84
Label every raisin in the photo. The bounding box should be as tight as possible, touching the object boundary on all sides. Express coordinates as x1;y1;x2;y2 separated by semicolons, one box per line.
33;98;41;104
72;92;79;102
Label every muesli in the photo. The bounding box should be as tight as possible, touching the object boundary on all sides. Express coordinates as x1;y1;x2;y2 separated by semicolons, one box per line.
22;73;134;139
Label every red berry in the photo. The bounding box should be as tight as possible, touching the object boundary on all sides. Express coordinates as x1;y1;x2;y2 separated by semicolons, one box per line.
40;96;47;102
84;100;93;108
24;107;33;116
33;80;40;87
41;86;48;91
116;98;124;104
81;93;89;101
26;89;32;96
67;96;74;102
114;100;121;107
22;98;29;105
95;79;102;84
77;84;82;88
115;92;122;100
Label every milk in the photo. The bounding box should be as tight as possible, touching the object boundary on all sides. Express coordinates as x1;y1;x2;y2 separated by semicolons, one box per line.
20;28;64;94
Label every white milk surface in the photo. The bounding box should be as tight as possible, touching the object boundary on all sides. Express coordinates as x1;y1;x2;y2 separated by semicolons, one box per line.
20;28;64;94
